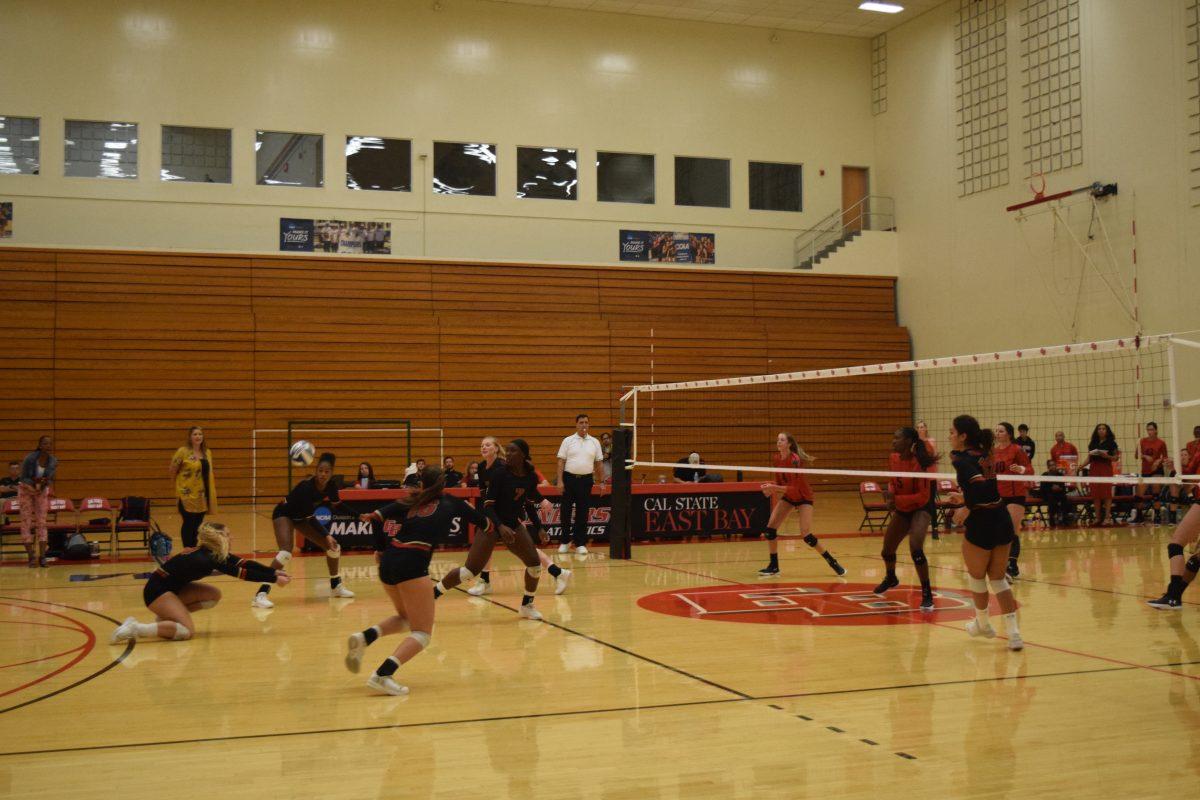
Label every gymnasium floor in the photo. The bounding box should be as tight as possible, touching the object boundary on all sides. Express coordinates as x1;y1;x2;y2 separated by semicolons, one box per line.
1;499;1195;799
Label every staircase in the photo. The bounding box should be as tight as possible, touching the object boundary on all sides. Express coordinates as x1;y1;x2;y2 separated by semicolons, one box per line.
794;195;894;270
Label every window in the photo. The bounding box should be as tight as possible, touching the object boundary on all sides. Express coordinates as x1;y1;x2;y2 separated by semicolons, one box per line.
433;142;496;195
749;161;802;212
0;116;39;175
346;136;411;192
516;146;577;200
161;125;231;183
597;152;654;204
65;120;138;179
674;156;729;208
256;130;323;187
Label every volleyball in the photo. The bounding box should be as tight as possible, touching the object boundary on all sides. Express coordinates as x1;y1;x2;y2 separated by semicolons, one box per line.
289;440;316;466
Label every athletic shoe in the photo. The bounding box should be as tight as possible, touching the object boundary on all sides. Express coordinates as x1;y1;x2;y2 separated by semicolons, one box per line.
252;591;275;609
1147;594;1183;610
331;584;355;598
1006;560;1020;579
966;619;997;638
366;674;409;696
555;568;573;595
575;545;588;556
1128;509;1139;524
829;559;847;577
1007;632;1024;651
920;589;935;611
518;604;543;621
557;543;570;554
758;564;780;576
38;557;49;568
873;575;899;595
467;581;493;597
931;531;940;540
345;633;366;673
111;617;139;644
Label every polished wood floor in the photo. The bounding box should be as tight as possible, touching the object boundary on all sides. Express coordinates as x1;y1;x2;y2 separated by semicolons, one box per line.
1;497;1196;798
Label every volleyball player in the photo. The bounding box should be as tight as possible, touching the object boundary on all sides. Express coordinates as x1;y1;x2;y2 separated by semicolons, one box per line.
916;420;941;539
468;438;571;597
1148;448;1200;609
252;451;353;608
1081;423;1120;526
111;522;289;643
946;415;1023;650
434;440;552;619
874;427;938;609
758;432;845;577
992;422;1033;579
1132;421;1168;524
345;467;495;695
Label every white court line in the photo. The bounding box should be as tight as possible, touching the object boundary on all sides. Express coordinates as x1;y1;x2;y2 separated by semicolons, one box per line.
671;593;709;613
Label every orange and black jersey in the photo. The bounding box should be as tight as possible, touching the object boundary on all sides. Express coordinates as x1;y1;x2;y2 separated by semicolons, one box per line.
888;453;935;513
151;548;279;594
485;463;546;528
279;477;341;520
371;495;491;550
951;449;1002;509
772;451;814;503
990;443;1032;499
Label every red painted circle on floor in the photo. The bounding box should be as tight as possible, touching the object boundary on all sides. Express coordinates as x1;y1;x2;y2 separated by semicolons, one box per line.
637;582;994;626
0;602;96;697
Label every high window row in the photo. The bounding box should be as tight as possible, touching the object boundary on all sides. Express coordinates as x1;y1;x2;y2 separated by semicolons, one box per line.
0;117;803;212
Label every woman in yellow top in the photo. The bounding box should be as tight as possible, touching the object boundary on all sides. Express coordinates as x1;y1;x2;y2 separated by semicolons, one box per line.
170;426;219;548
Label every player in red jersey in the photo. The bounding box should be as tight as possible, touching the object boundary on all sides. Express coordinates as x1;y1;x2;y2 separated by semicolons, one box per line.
758;433;845;577
874;427;939;609
1132;421;1169;524
992;423;1033;579
1049;431;1079;470
1148;448;1200;609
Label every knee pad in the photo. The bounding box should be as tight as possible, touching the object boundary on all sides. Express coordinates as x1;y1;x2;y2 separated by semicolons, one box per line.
526;565;542;579
988;577;1010;595
1187;555;1200;574
763;527;778;541
910;549;927;567
457;566;476;583
172;624;192;641
195;600;217;610
1169;543;1185;559
409;630;431;650
967;575;988;594
275;550;293;567
802;533;819;548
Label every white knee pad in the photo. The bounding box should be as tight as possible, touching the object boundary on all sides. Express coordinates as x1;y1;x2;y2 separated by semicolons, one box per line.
195;600;217;610
967;575;989;593
526;565;542;579
276;550;293;567
988;577;1011;595
409;631;431;650
457;566;476;582
172;623;192;641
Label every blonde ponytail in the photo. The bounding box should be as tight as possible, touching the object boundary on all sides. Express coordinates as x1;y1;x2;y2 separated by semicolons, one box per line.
198;522;230;561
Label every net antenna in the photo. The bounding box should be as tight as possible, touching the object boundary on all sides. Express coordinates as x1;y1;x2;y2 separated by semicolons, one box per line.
619;333;1200;493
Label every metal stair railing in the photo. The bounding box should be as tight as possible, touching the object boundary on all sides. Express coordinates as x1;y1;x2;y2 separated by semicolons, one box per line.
793;194;895;269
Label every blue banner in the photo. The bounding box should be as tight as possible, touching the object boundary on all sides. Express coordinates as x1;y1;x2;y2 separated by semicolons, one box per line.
279;218;315;251
619;230;714;263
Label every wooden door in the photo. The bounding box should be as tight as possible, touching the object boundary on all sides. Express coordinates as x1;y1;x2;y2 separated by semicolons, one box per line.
841;167;869;232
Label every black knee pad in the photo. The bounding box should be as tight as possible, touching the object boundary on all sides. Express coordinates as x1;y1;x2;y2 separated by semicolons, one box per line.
1168;543;1185;559
802;533;818;547
1187;555;1200;574
910;549;927;566
764;527;778;541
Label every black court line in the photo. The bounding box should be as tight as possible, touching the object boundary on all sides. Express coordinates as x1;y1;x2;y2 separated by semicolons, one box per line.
0;596;134;715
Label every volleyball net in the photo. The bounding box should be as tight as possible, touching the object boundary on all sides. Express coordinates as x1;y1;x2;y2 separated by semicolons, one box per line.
618;332;1200;491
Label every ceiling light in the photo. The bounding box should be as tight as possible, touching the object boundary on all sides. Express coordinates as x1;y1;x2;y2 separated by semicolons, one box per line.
859;2;904;12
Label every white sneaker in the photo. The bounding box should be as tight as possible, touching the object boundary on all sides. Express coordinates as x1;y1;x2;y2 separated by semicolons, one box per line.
252;592;274;609
966;619;997;638
1128;510;1139;524
1007;632;1024;651
467;581;493;596
518;604;543;621
555;568;573;595
331;584;355;598
111;616;138;644
557;543;570;554
575;545;588;556
366;674;409;696
345;633;366;674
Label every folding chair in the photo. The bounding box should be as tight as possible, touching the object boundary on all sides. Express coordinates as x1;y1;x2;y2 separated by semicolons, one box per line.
78;497;117;555
858;482;891;531
116;497;153;553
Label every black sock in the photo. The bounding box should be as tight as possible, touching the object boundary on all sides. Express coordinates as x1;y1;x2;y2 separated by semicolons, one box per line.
375;656;400;677
768;553;779;566
479;570;491;583
362;626;380;645
547;564;562;578
258;584;271;595
822;551;837;565
330;576;342;590
1169;575;1187;600
883;555;897;579
521;595;534;606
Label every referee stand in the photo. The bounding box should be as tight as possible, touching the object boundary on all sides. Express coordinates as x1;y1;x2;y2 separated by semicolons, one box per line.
608;427;633;560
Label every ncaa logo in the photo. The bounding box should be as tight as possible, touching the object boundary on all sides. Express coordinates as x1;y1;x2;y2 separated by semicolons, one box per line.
314;506;333;526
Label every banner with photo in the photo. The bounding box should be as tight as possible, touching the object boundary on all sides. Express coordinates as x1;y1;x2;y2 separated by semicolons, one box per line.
619;230;715;264
279;217;392;254
0;202;12;238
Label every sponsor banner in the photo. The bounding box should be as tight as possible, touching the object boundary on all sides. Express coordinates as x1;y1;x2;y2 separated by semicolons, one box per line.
0;202;14;238
620;230;715;264
280;217;391;254
313;502;472;552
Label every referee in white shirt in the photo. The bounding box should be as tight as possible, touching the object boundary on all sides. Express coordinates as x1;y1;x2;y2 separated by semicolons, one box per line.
557;413;604;555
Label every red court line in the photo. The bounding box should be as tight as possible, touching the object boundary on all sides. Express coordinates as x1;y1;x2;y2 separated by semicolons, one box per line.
0;621;91;631
0;644;89;670
0;602;97;698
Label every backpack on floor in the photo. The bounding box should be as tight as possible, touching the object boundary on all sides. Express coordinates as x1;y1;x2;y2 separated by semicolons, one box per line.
148;521;173;565
63;531;95;560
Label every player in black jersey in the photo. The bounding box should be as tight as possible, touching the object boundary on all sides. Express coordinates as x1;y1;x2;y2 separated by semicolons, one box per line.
253;451;353;608
344;467;493;695
468;437;571;597
946;415;1023;650
434;440;551;619
111;522;289;643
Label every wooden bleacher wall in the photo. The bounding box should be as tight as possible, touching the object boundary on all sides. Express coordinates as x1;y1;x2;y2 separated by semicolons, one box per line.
0;248;910;502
